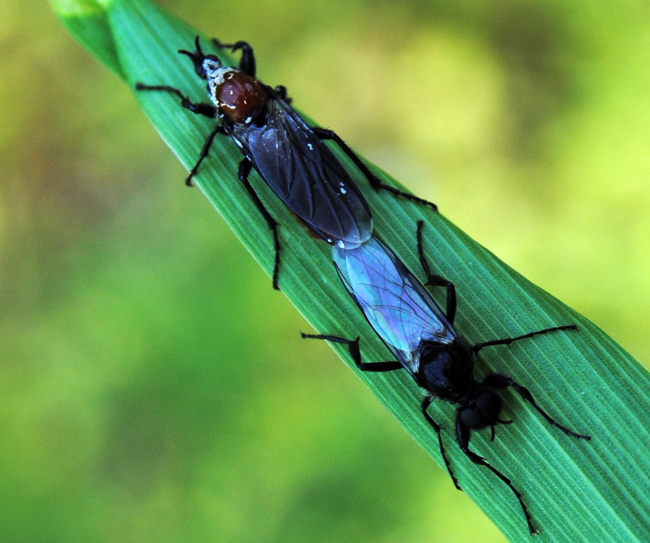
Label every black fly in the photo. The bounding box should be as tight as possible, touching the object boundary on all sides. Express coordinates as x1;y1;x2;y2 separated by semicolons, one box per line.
303;222;590;535
136;37;437;290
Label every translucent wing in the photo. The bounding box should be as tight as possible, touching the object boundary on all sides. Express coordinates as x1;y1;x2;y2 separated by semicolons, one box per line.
334;237;456;373
230;99;372;248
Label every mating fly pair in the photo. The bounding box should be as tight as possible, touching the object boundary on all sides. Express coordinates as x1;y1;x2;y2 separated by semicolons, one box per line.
137;37;590;535
136;36;436;290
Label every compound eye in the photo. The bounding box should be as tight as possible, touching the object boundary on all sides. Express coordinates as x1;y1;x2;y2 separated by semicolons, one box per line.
460;407;487;430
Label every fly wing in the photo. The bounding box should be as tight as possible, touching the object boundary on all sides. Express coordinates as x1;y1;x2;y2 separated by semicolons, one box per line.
241;99;373;248
334;237;456;374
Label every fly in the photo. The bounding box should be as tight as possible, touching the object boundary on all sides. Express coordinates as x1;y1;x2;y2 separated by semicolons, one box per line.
136;36;437;290
303;221;590;535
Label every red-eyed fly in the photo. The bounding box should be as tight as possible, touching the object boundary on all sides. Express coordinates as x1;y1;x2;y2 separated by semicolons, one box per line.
303;222;590;535
136;37;437;290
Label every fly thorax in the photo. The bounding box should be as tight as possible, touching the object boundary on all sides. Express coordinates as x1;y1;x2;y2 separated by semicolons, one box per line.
416;340;473;401
205;63;268;124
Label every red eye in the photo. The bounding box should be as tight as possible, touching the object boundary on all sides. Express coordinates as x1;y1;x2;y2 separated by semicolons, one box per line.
216;73;267;122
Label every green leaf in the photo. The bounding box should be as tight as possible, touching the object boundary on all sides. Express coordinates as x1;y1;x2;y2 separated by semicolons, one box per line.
52;0;650;540
52;0;124;79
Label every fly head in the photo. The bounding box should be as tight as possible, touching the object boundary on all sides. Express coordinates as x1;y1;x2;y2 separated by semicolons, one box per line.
178;37;268;124
178;36;219;79
458;388;503;430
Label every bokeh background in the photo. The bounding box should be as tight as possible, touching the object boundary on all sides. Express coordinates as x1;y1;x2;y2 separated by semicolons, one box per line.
2;0;650;541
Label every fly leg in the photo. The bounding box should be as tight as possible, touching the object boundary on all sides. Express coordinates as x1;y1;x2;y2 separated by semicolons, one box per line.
211;39;291;101
183;124;227;186
273;85;292;103
421;395;460;490
135;83;217;118
211;38;289;99
134;83;222;186
481;374;591;440
472;324;579;354
416;221;456;325
237;159;281;290
300;333;403;372
311;127;438;212
456;419;538;535
212;39;256;78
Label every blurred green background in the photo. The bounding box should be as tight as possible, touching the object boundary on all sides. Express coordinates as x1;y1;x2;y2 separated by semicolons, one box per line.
2;0;650;541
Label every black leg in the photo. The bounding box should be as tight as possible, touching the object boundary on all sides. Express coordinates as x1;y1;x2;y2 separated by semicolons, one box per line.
135;83;217;118
135;82;224;186
481;374;591;440
212;39;256;77
273;85;292;103
300;333;403;372
421;396;460;490
237;159;281;290
312;127;438;212
184;124;226;186
416;221;457;325
456;419;538;535
473;325;578;354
